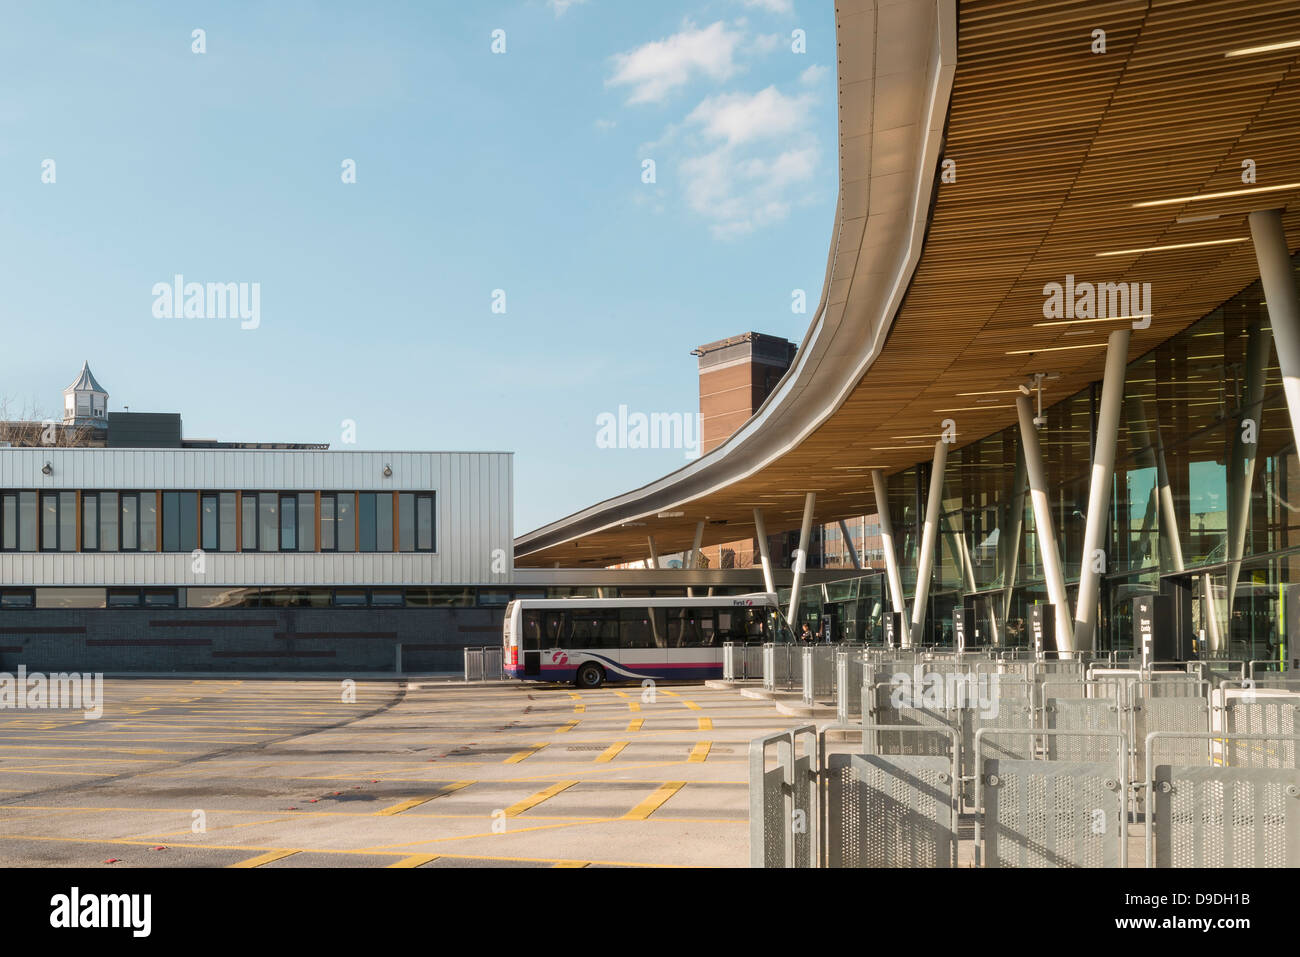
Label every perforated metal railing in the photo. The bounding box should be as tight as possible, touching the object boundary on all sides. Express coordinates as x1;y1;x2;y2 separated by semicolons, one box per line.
463;646;505;681
723;642;765;681
762;643;800;692
801;645;839;706
750;663;1300;867
1144;731;1300;867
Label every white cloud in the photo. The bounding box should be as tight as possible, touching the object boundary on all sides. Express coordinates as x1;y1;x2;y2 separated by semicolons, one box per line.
548;0;590;16
685;86;814;147
681;145;819;239
800;63;829;85
607;21;742;104
753;33;783;54
674;86;820;239
738;0;795;13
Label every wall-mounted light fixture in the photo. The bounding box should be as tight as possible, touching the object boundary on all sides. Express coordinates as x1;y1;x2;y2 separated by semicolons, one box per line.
382;464;392;477
41;462;52;475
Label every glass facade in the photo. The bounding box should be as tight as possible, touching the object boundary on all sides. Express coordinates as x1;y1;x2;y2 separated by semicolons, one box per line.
835;256;1300;660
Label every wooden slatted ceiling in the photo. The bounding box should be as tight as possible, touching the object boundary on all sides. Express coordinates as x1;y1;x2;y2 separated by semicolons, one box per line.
518;0;1300;567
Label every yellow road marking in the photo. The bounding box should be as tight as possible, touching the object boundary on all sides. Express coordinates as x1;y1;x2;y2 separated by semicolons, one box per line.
573;702;586;714
680;700;701;711
556;720;579;733
627;719;644;732
229;849;300;868
688;742;711;763
505;780;578;817
595;742;628;763
554;861;589;868
389;854;440;868
698;717;712;730
375;781;472;815
505;743;548;764
623;782;685;820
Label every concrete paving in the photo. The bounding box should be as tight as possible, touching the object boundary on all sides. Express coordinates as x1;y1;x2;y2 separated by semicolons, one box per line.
0;678;805;868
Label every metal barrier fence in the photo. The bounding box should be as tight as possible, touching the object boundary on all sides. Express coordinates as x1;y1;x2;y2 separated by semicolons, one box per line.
463;646;505;681
723;642;765;681
1145;731;1300;867
749;726;818;868
836;651;864;723
801;645;839;706
762;643;800;692
752;668;1300;867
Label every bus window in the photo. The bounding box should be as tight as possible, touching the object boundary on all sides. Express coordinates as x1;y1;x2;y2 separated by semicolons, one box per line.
570;611;618;648
521;610;543;651
665;609;706;647
620;608;658;649
544;611;566;647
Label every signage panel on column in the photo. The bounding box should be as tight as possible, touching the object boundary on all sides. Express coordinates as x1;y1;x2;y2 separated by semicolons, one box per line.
884;611;902;649
1133;595;1157;669
1029;604;1054;661
1286;584;1300;671
953;606;969;654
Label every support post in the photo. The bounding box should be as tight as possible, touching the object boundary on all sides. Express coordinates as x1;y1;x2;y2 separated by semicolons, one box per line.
753;508;776;595
1226;322;1271;624
1073;328;1130;650
686;520;705;597
872;469;908;627
838;519;862;570
1248;208;1300;454
787;493;816;628
999;444;1027;646
1016;394;1074;654
910;441;948;648
647;535;660;570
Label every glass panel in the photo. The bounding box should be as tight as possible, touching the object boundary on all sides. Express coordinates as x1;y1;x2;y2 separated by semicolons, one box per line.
298;493;315;552
139;493;157;551
371;589;404;607
186;586;259;609
107;588;142;608
258;493;278;553
82;493;98;550
163;492;180;552
202;494;218;551
280;495;297;551
404;587;473;607
219;492;237;552
376;493;393;551
36;587;106;609
358;493;376;552
58;491;76;551
98;492;117;551
417;494;434;550
2;494;15;550
477;588;512;607
142;588;178;608
18;491;35;552
320;494;336;550
41;492;57;550
1;590;36;608
179;492;197;552
336;493;355;551
398;493;415;552
120;494;138;551
333;588;367;607
242;493;257;550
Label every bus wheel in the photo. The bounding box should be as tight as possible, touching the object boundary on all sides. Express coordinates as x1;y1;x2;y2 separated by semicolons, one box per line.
576;663;604;689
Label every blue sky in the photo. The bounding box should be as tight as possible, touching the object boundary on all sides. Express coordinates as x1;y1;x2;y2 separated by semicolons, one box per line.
0;0;838;535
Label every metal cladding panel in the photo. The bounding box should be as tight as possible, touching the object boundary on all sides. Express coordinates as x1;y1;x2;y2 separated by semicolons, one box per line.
0;449;512;585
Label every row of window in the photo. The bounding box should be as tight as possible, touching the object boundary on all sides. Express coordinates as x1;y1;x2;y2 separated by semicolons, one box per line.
0;491;436;554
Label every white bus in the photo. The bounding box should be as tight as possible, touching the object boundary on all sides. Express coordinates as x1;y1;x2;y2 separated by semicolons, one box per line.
503;593;794;688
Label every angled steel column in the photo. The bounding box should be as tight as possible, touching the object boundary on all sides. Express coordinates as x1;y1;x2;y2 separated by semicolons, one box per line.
787;493;816;628
686;520;705;597
1073;328;1130;651
910;441;948;647
872;469;908;626
1016;394;1074;654
1227;321;1271;621
1000;443;1027;645
838;519;862;570
1249;209;1300;453
752;508;776;595
647;535;660;570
